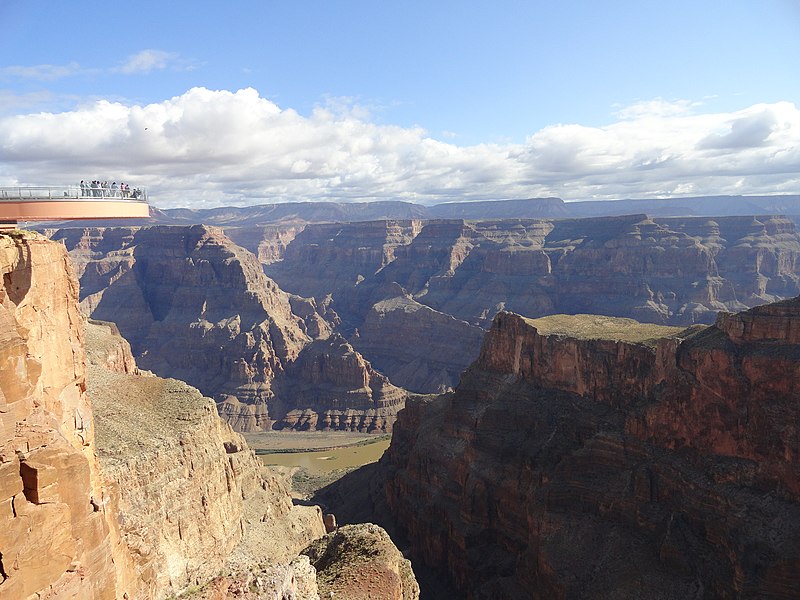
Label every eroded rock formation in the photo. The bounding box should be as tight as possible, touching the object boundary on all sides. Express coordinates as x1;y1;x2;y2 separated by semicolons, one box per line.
382;304;800;598
353;295;485;393
277;334;407;432
303;523;420;600
269;215;800;328
52;225;407;433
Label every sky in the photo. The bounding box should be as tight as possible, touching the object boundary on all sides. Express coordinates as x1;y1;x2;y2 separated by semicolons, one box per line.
0;0;799;209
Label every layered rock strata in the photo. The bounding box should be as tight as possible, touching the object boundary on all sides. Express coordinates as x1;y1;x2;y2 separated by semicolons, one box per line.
382;304;800;598
269;215;800;328
52;225;405;433
277;334;407;432
0;232;139;599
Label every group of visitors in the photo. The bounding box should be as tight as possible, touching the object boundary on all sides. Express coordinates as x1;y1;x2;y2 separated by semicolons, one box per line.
79;180;143;199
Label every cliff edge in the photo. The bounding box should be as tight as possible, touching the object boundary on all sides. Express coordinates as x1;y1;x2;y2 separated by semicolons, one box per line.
0;233;138;598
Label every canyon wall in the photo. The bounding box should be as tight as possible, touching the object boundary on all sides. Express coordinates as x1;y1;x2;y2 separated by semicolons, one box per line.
382;302;800;598
267;215;800;328
86;320;325;598
52;225;407;433
52;214;800;413
0;233;139;598
261;214;800;393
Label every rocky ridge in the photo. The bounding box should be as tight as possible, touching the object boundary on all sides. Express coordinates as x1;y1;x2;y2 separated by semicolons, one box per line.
381;303;800;598
86;320;325;598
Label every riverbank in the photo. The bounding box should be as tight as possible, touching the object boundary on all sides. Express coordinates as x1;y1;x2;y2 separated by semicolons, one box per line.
244;431;392;498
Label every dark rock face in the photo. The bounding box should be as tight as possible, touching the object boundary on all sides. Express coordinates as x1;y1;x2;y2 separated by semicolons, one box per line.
51;225;406;433
382;302;800;599
353;295;485;394
257;214;800;393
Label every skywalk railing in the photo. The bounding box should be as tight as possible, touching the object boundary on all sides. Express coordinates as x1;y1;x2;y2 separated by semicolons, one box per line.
0;186;149;202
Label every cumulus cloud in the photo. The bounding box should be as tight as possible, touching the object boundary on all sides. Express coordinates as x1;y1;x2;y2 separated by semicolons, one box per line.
0;88;798;207
114;50;179;74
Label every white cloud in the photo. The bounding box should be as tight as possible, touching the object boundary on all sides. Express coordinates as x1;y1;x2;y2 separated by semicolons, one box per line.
0;88;798;207
115;50;179;74
0;62;83;81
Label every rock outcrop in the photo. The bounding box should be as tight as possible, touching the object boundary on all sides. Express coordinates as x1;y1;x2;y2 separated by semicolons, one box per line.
353;295;485;393
0;232;139;599
382;304;800;598
303;523;420;600
52;226;406;433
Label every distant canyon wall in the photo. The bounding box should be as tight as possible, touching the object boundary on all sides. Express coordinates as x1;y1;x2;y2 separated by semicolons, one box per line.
381;302;800;598
266;214;800;328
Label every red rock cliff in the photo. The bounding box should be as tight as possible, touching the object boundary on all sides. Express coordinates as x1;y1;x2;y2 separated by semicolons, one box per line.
383;303;800;598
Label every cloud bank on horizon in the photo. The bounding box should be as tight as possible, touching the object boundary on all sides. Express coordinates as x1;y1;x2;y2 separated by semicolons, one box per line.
0;87;798;209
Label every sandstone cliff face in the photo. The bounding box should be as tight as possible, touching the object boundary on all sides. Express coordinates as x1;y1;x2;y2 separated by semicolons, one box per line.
382;304;800;599
0;233;138;599
52;226;406;433
86;321;325;599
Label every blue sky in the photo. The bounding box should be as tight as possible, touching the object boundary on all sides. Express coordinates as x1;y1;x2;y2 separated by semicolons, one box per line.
0;0;798;208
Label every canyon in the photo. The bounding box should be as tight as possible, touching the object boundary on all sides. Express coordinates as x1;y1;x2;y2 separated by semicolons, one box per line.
374;304;800;598
48;212;800;428
0;231;417;599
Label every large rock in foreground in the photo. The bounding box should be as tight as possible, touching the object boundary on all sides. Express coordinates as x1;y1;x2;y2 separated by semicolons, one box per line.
383;303;800;598
303;523;420;600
